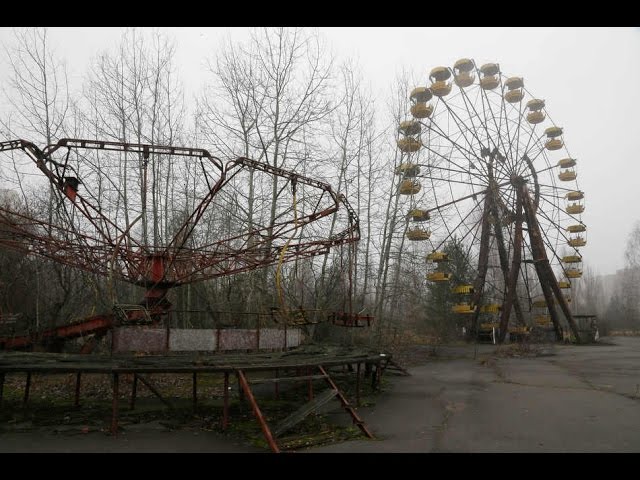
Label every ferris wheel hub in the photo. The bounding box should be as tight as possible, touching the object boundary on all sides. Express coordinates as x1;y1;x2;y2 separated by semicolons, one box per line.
509;174;526;187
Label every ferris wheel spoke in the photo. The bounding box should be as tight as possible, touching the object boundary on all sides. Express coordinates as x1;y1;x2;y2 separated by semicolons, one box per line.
434;95;493;178
464;215;484;250
418;141;485;185
420;174;488;190
498;90;528;178
476;75;516;175
455;89;494;179
536;211;563;243
457;84;506;173
537;183;580;195
497;185;518;216
512;100;529;176
537;195;577;246
453;190;482;251
508;126;530;180
425;109;488;171
414;161;487;183
516;161;556;187
504;119;529;176
534;205;575;266
518;124;540;169
432;200;483;252
495;81;514;170
519;133;554;168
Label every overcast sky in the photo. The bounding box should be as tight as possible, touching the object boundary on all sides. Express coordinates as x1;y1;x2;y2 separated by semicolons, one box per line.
1;27;638;276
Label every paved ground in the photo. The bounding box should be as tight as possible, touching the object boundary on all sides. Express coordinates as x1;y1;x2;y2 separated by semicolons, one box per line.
1;336;639;452
309;336;640;452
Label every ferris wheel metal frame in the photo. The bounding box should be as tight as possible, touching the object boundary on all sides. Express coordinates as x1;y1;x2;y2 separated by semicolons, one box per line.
395;58;586;343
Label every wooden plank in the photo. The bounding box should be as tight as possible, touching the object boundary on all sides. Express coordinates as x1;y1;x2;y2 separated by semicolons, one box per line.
249;374;327;384
273;388;338;437
0;348;387;375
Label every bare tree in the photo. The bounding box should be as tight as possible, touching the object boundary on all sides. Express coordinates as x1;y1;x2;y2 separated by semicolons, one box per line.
0;28;76;329
314;59;381;317
83;29;185;244
197;28;336;314
1;28;69;144
372;70;415;337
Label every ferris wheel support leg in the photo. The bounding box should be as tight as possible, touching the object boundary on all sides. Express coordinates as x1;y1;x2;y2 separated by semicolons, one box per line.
494;229;526;334
470;198;493;338
488;190;526;342
547;276;582;343
497;195;524;343
521;185;582;343
512;297;525;328
492;220;526;327
535;267;564;341
523;204;564;340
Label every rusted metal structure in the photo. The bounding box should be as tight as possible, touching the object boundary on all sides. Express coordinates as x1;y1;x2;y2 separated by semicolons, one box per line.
0;137;382;450
0;347;383;452
0;138;366;350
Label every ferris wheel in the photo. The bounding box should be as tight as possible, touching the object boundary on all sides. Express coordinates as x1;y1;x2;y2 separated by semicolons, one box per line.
395;58;586;343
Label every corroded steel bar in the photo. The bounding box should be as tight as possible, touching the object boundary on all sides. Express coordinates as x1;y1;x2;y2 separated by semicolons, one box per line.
237;373;244;402
0;314;113;351
236;370;280;453
51;138;222;168
111;373;119;436
0;138;359;293
318;365;373;439
74;373;81;408
222;372;229;430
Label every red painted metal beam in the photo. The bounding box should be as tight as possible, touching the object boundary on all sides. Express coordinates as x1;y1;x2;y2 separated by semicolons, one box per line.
236;370;280;453
318;365;373;439
0;138;359;289
0;314;114;350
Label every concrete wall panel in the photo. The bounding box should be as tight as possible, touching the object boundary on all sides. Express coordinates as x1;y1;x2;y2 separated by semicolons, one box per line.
169;329;217;351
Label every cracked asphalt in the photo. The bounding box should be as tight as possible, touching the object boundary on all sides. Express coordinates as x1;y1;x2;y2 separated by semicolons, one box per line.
308;336;640;452
1;336;639;452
